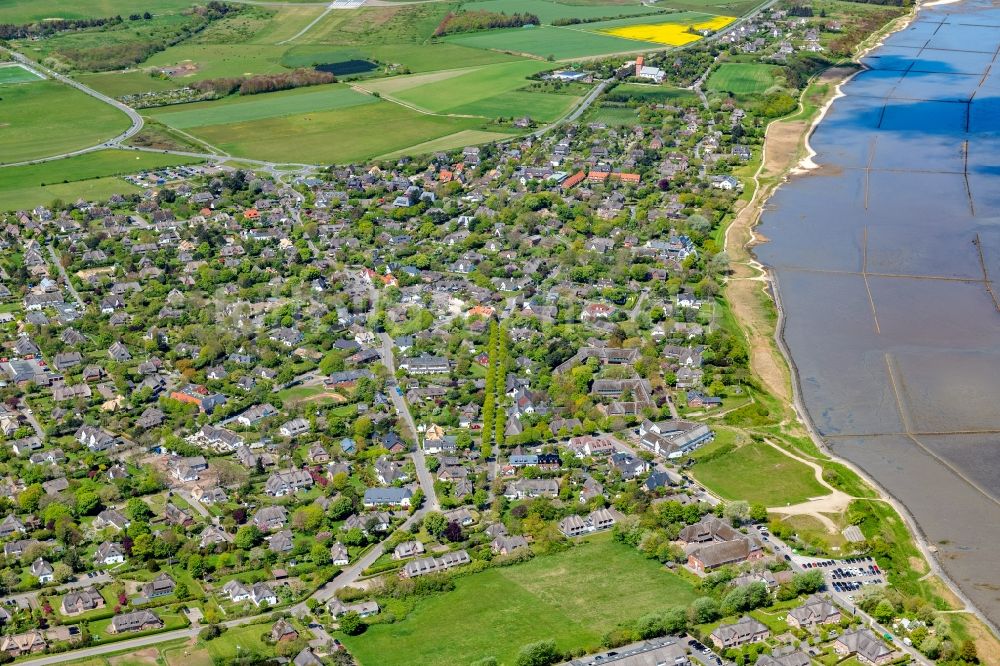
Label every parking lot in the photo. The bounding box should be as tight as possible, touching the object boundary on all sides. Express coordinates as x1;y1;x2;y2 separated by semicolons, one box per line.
795;556;884;598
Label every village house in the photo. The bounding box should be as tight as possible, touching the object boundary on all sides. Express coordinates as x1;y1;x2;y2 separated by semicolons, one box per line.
710;616;770;649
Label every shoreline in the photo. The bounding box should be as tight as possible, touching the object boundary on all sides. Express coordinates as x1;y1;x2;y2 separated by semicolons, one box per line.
721;0;1000;652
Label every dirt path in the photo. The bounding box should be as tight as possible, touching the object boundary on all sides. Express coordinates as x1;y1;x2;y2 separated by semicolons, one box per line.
762;438;854;531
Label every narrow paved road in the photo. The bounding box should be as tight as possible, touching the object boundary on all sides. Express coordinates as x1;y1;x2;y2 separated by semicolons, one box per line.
48;244;85;308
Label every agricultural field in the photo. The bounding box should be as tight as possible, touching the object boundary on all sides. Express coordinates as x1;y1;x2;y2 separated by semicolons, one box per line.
0;80;129;164
360;60;578;121
609;81;701;103
172;100;488;164
146;84;377;129
378;129;516;159
707;62;782;93
0;150;199;209
0;0;195;23
599;14;736;46
457;0;665;24
444;24;655;60
341;533;697;666
692;439;829;506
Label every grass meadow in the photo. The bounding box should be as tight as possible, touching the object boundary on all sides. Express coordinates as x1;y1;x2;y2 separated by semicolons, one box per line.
147;84;377;129
0;64;42;84
459;0;664;24
0;80;129;164
707;62;782;94
444;24;655;60
693;439;829;506
0;150;199;210
341;532;697;666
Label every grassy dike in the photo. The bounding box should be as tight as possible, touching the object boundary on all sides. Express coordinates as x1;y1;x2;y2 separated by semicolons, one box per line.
716;5;1000;660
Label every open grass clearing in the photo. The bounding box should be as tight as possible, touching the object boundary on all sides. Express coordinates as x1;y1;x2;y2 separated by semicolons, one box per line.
182;99;486;164
693;439;829;506
0;150;200;211
0;64;43;85
281;42;523;74
341;532;696;666
0;80;130;164
657;0;762;15
203;622;272;660
147;83;377;129
707;62;782;94
609;82;700;103
444;24;659;60
296;3;452;46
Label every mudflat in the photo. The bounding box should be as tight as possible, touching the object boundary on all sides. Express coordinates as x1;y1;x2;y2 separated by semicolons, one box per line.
756;0;1000;626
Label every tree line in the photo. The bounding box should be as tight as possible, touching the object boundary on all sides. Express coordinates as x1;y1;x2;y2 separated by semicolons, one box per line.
0;16;125;40
189;68;336;97
433;10;540;37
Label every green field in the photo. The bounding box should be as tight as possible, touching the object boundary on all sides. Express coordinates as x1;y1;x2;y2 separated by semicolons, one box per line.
707;62;782;94
341;533;697;666
0;150;200;211
579;10;714;30
693;440;829;506
282;42;523;74
147;84;378;129
0;0;196;23
458;0;664;24
179;99;486;164
0;81;130;164
363;60;578;121
378;129;516;159
0;64;42;84
445;24;656;60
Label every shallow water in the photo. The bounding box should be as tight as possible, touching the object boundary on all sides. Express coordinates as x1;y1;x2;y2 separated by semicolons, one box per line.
756;0;1000;624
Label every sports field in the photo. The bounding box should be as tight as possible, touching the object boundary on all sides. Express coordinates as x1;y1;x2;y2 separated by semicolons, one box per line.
340;533;697;666
706;62;782;94
0;64;42;84
600;14;735;46
147;84;377;129
0;80;130;164
0;150;199;211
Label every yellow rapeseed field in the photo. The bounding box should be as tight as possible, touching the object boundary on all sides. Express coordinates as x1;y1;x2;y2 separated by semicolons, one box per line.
603;15;736;46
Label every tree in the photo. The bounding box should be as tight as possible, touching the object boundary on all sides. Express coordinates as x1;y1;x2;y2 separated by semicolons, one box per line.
443;521;463;542
959;639;979;663
791;570;824;595
688;596;720;624
235;524;262;550
51;562;73;584
329;496;354;520
339;611;366;636
722;500;749;525
516;640;560;666
126;498;154;523
423;512;446;538
749;503;768;523
873;599;896;624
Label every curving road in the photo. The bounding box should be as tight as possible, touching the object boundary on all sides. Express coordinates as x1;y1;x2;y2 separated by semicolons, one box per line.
0;47;144;168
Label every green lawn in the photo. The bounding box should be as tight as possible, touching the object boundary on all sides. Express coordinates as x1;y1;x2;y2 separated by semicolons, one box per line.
0;150;200;212
0;81;130;164
342;533;696;666
610;82;700;103
693;440;829;506
0;64;42;84
707;62;782;94
147;84;378;129
444;24;658;60
378;129;517;159
203;622;272;660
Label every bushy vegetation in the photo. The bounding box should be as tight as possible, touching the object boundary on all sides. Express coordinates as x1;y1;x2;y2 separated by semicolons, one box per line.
190;69;337;97
433;10;540;36
0;15;129;41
